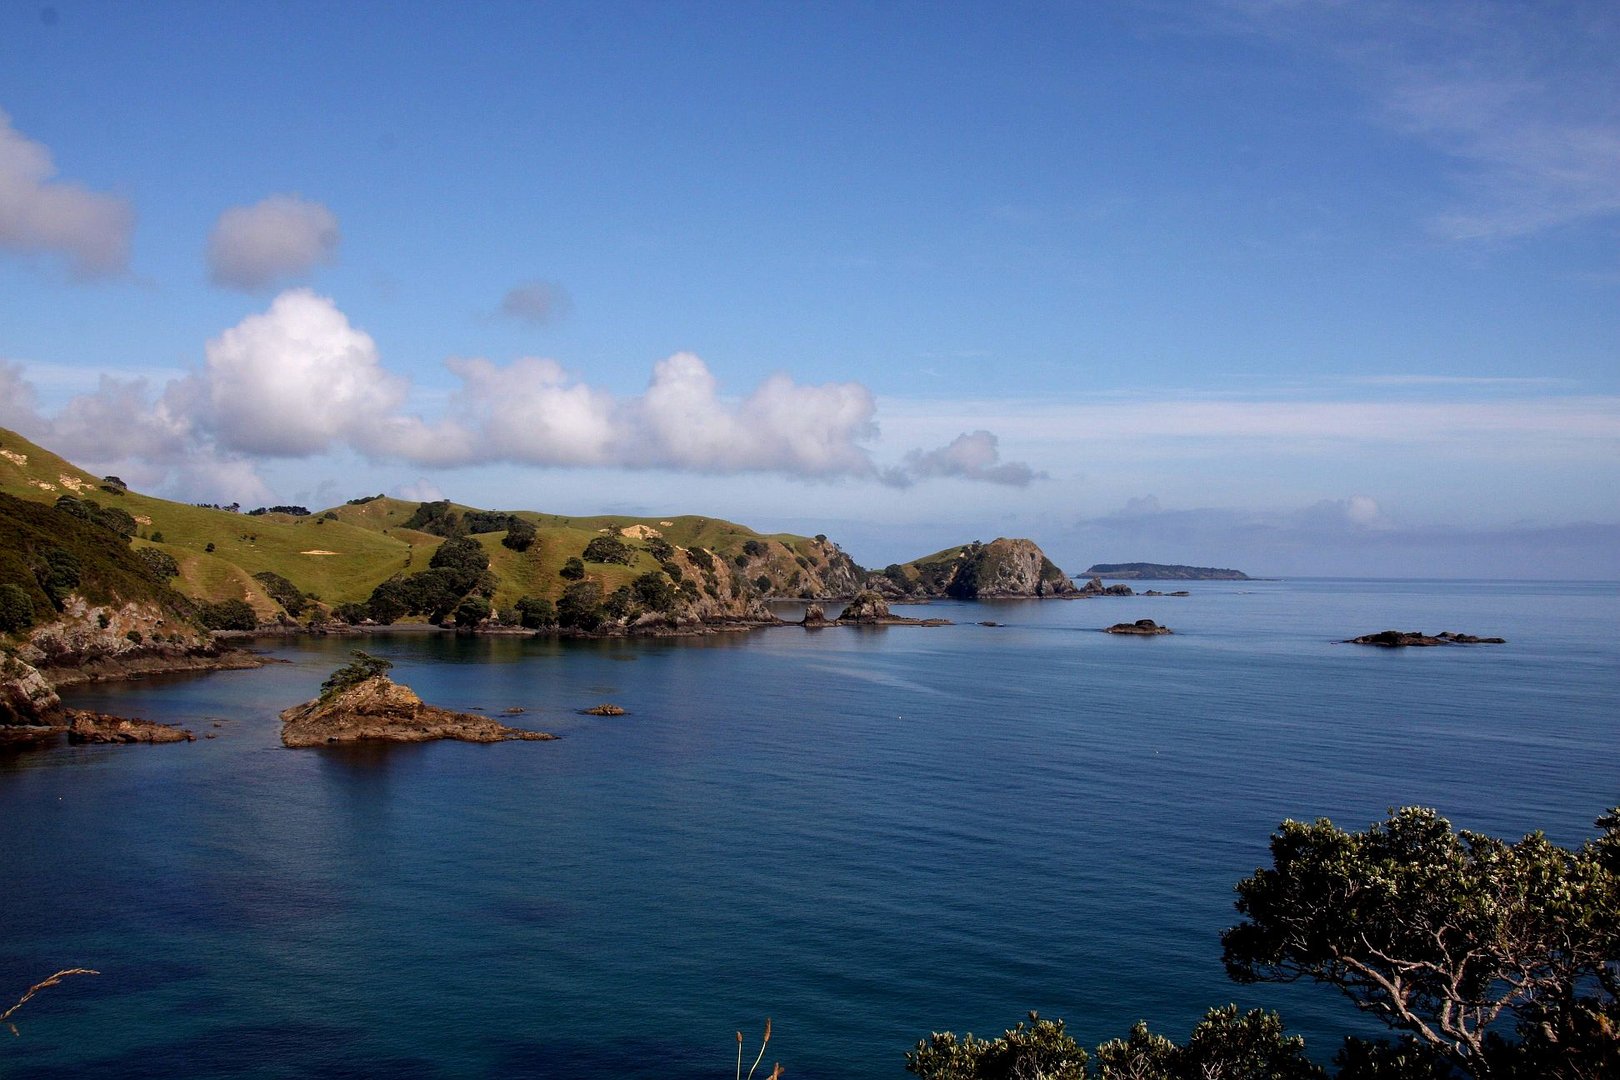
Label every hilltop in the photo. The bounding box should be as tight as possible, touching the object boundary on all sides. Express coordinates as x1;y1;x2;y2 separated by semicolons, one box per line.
874;538;1079;599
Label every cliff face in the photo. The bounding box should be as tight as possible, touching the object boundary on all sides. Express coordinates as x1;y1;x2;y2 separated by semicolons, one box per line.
280;674;555;747
878;538;1078;600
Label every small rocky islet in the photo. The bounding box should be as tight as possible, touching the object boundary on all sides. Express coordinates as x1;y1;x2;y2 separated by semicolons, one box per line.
279;673;555;747
1342;630;1507;648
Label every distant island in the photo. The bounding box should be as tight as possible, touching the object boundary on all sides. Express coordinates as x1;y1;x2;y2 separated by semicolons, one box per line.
1084;562;1250;581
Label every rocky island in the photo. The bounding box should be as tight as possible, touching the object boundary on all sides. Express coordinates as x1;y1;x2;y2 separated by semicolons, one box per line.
1085;562;1249;581
280;654;555;747
1342;630;1507;647
1104;619;1173;636
802;590;951;628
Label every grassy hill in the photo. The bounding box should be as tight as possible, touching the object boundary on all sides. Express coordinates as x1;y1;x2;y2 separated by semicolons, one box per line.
0;427;868;628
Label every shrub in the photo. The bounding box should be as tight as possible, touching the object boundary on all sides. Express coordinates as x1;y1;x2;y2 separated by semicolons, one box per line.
197;599;258;631
644;536;674;561
0;583;34;633
742;539;768;558
204;542;215;553
319;651;393;699
332;602;369;625
35;547;81;607
687;546;714;571
559;556;586;580
252;570;307;616
754;575;771;593
429;536;490;576
124;630;143;644
137;547;180;581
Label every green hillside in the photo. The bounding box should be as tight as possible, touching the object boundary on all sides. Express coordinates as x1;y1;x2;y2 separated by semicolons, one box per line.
0;427;867;630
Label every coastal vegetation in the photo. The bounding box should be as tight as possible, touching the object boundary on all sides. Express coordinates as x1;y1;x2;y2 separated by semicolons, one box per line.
911;807;1620;1080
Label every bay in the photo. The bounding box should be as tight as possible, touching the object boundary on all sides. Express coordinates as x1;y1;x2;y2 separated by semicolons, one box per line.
2;579;1616;1078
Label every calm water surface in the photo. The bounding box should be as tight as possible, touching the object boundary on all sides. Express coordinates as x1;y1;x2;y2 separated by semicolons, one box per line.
3;580;1616;1078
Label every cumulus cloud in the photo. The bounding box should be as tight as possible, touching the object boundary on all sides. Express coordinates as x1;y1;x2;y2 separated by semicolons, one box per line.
0;360;46;433
891;429;1043;488
499;281;572;325
207;194;340;290
2;290;1045;493
1297;494;1394;531
182;287;404;456
0;109;133;277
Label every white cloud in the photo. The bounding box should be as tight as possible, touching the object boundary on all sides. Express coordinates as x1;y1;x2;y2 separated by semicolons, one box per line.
396;479;446;502
499;281;572;325
0;360;45;434
0;109;133;277
207;194;340;290
1213;1;1620;240
185;287;404;456
895;429;1043;487
446;355;618;466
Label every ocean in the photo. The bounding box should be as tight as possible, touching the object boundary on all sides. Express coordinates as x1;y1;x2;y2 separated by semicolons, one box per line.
3;579;1616;1078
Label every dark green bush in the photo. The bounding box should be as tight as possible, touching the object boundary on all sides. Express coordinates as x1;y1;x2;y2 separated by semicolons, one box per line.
0;583;33;633
582;534;634;565
197;599;258;631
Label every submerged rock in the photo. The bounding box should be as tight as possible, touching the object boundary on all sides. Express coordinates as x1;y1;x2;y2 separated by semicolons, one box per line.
1104;619;1172;636
280;675;555;747
1344;630;1507;647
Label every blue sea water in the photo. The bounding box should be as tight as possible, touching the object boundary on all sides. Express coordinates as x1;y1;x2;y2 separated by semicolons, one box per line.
2;579;1616;1078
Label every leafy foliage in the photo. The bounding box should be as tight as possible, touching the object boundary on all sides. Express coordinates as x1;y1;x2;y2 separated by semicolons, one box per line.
1223;807;1620;1079
513;596;557;629
631;571;677;613
0;583;34;632
582;534;634;565
501;518;537;551
246;505;311;517
559;557;586;581
907;1012;1088;1080
319;651;393;699
137;547;180;581
0;493;185;621
557;581;604;630
54;495;136;538
196;599;258;630
253;570;308;616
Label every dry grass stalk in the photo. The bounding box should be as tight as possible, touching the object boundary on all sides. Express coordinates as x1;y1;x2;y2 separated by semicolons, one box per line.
746;1016;772;1080
1;968;100;1026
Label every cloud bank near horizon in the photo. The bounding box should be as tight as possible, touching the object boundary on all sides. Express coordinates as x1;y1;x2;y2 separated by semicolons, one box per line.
0;109;133;278
0;288;1041;497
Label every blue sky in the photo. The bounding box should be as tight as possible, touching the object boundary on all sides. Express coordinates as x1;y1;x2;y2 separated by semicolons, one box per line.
1;1;1616;576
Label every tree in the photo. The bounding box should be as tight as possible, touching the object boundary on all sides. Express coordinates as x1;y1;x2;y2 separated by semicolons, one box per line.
454;595;491;626
319;651;392;699
631;571;677;613
907;1012;1087;1080
253;570;307;616
559;556;586;581
582;534;634;565
1222;807;1620;1080
513;596;556;629
557;581;604;631
502;518;537;552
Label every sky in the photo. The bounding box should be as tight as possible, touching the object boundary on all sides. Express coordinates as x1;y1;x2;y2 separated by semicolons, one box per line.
1;0;1617;577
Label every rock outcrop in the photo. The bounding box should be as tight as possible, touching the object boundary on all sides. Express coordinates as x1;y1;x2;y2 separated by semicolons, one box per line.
280;675;556;747
880;538;1079;599
838;590;892;622
66;710;194;743
1104;619;1172;636
1078;576;1135;597
1343;630;1507;647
